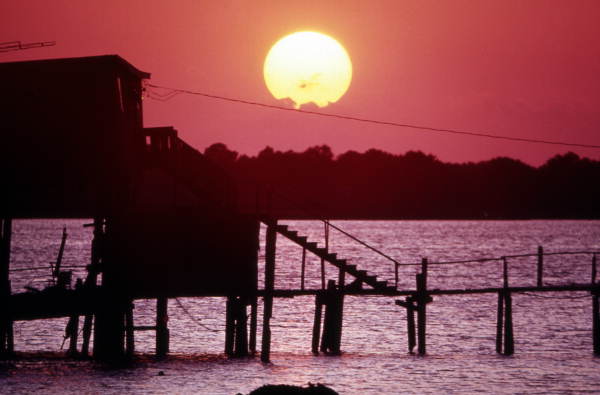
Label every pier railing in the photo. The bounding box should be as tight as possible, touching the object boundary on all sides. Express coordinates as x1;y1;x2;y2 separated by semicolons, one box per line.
393;249;599;291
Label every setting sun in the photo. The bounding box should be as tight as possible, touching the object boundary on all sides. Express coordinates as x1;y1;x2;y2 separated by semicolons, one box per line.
263;31;352;109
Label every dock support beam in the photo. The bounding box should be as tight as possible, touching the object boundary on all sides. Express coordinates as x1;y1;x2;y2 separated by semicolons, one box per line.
395;298;417;353
81;217;103;357
537;246;544;287
416;258;430;355
225;296;235;356
496;257;514;355
125;302;135;358
234;297;249;357
249;297;257;355
0;218;14;358
225;296;250;357
312;294;324;354
592;254;600;355
261;222;277;362
93;220;127;361
156;297;169;358
320;280;344;355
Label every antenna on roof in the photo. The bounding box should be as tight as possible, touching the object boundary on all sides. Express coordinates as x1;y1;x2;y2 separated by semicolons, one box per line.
0;40;56;53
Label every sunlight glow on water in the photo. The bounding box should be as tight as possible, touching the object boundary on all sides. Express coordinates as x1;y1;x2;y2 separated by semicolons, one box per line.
3;220;600;394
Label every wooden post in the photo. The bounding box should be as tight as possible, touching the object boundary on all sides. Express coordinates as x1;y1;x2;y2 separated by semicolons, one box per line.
502;257;514;355
93;219;126;361
125;302;134;358
332;264;346;354
156;297;169;358
225;296;235;356
417;258;428;355
320;279;341;354
496;291;504;354
320;221;329;290
537;246;544;288
249;297;258;354
81;217;103;357
234;297;249;357
301;248;306;291
311;294;323;354
406;299;416;353
261;223;277;362
0;218;13;357
395;298;416;353
503;291;514;355
592;254;600;355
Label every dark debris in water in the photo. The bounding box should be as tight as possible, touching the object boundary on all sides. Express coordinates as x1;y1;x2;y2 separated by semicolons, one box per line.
242;383;339;395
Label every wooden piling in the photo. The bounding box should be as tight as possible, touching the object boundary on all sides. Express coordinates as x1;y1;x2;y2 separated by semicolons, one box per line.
156;296;169;358
592;254;599;355
81;217;103;357
311;294;323;354
0;218;13;357
249;297;258;354
320;279;342;354
396;297;417;353
537;246;544;287
503;291;514;355
333;266;346;354
496;291;504;354
301;248;306;291
502;257;514;355
416;258;429;355
225;296;235;356
125;302;134;358
66;279;84;356
261;223;277;362
234;297;249;357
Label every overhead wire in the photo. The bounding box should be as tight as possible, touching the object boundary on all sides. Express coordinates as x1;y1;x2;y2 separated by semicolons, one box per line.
145;83;600;150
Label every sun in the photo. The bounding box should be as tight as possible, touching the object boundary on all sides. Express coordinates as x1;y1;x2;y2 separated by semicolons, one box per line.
264;31;352;109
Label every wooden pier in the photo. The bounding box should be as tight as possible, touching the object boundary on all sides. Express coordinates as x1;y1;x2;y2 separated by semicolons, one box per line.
1;55;599;362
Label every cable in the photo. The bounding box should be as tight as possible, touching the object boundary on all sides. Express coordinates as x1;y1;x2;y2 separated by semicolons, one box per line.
145;83;600;150
174;297;221;333
521;291;590;300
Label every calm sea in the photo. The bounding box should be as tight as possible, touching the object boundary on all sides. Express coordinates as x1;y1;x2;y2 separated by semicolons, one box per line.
2;219;600;394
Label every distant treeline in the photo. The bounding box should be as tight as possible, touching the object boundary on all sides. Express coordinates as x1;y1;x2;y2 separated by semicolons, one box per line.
203;143;600;219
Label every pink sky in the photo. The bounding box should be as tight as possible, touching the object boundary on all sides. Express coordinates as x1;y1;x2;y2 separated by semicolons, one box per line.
2;1;599;165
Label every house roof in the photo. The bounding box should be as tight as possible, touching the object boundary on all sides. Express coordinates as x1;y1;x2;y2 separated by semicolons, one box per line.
0;54;151;79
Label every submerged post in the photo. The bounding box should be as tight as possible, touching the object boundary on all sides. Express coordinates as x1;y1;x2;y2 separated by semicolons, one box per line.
156;296;169;358
261;222;277;362
225;296;235;356
502;257;514;356
537;246;544;287
81;217;103;357
0;218;13;358
301;248;306;291
320;279;343;355
396;297;417;353
592;254;600;355
496;291;504;354
312;293;323;354
416;258;429;355
125;302;135;358
234;297;249;357
249;297;258;354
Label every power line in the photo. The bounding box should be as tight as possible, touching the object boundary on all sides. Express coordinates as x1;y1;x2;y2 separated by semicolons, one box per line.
146;83;600;150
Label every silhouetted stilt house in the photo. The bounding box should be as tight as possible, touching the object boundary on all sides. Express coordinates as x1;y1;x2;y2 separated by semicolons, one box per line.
0;56;259;360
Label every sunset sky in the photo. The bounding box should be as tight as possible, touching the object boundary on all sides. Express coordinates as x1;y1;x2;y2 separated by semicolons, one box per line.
2;1;599;165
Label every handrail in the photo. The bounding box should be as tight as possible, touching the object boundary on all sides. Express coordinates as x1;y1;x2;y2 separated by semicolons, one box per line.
397;250;600;267
267;187;402;267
